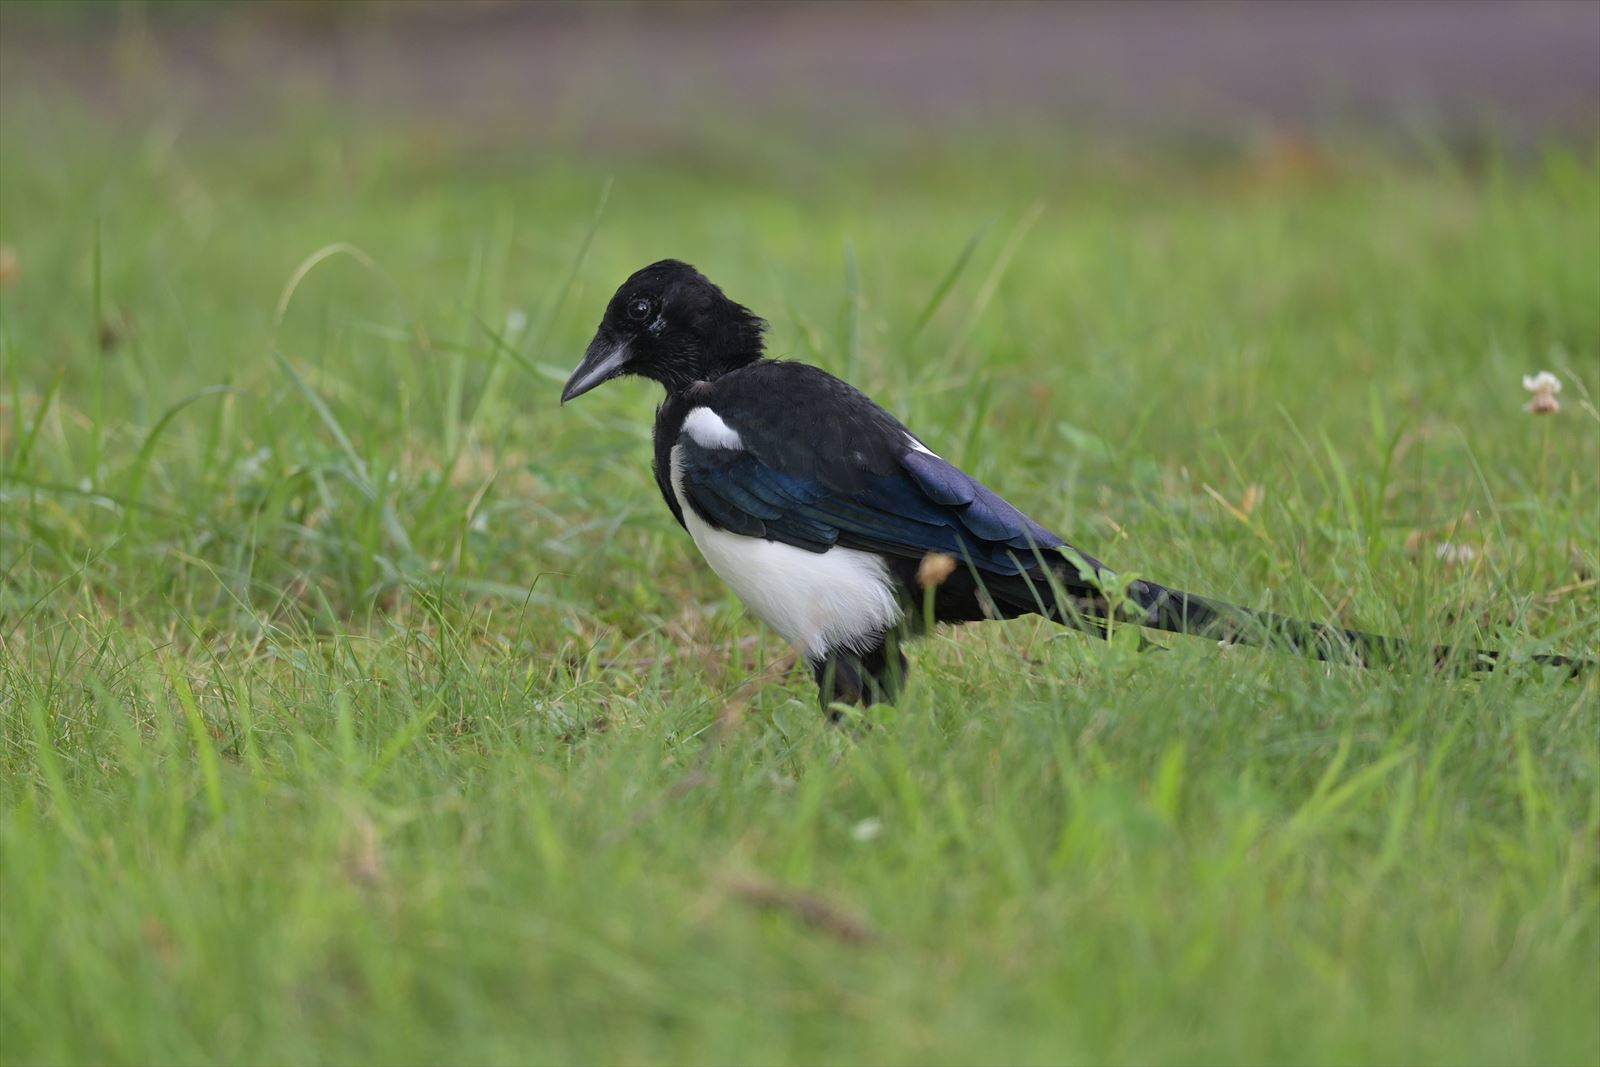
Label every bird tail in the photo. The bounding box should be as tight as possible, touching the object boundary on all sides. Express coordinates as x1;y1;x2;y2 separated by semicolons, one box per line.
1115;578;1587;676
999;559;1588;676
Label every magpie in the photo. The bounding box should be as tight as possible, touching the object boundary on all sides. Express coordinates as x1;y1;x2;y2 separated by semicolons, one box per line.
561;260;1585;706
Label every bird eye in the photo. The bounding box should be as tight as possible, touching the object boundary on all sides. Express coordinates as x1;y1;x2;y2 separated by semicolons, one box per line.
627;297;653;321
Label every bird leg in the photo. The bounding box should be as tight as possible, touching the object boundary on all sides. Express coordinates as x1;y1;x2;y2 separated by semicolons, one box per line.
811;634;909;711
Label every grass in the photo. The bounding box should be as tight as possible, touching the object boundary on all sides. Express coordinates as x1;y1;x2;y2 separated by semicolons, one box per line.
1;107;1597;1065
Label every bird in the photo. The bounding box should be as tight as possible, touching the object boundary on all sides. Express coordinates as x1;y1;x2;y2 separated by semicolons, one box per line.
561;259;1585;706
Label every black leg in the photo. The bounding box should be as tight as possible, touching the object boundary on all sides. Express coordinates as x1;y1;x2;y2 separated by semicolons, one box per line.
811;634;909;710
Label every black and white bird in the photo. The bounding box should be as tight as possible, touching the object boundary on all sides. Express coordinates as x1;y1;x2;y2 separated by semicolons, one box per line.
561;260;1583;705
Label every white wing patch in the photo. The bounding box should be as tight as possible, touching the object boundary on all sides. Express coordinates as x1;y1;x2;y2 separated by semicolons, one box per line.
905;433;939;458
683;407;744;451
670;446;901;660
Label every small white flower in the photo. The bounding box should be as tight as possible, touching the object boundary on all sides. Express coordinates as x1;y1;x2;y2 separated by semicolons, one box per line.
237;447;272;479
850;817;883;843
504;308;528;336
1434;542;1476;565
1522;370;1562;414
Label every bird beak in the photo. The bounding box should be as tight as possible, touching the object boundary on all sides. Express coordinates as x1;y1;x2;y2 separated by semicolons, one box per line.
560;336;631;404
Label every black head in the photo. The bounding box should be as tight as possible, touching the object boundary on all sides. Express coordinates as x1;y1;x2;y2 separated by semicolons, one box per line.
560;259;767;403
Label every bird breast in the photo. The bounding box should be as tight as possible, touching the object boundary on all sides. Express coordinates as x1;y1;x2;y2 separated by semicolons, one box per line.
668;427;902;661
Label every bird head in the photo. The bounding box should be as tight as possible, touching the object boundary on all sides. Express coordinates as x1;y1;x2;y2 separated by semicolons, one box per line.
561;259;767;403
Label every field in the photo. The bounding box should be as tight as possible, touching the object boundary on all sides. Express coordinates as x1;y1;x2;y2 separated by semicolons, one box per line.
2;101;1598;1064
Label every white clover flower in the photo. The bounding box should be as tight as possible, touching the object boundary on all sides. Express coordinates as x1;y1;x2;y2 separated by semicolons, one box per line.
1522;370;1562;414
850;817;884;843
237;447;272;480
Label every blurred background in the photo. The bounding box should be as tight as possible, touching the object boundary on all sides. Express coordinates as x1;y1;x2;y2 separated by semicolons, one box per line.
3;0;1597;157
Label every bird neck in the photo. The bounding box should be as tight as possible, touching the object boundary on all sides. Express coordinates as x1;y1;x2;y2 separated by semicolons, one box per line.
658;317;765;397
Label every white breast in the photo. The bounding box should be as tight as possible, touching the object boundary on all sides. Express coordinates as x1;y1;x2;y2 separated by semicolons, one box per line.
669;433;901;661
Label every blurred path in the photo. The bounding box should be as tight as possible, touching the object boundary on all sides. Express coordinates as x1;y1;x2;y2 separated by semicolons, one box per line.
2;0;1595;146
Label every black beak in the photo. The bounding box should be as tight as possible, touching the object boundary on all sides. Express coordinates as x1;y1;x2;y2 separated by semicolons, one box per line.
560;335;631;404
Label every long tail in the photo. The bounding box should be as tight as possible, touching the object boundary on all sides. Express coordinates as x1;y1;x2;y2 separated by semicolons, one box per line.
944;556;1589;677
1120;578;1588;676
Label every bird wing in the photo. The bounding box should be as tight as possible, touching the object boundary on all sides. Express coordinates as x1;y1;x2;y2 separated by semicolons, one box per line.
673;385;1098;579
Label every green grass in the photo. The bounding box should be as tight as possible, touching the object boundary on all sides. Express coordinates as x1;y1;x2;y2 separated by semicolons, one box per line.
2;110;1598;1065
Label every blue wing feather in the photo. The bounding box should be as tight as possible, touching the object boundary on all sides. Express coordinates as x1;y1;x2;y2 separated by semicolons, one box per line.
678;437;1070;577
665;361;1091;579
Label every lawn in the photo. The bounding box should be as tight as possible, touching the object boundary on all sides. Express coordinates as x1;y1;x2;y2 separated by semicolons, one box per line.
1;106;1597;1065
